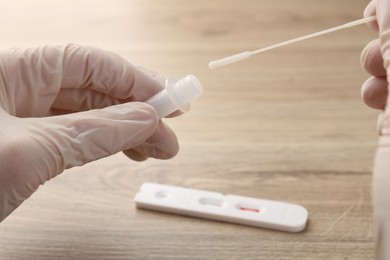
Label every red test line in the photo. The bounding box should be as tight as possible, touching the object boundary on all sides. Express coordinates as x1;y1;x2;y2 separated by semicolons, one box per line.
239;207;260;213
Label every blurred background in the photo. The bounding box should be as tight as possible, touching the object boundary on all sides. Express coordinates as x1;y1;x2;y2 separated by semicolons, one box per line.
0;0;379;259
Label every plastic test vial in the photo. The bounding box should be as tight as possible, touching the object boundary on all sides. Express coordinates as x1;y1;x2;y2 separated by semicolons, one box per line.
145;74;204;119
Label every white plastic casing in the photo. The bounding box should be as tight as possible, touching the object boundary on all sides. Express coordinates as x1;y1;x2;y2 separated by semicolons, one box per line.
135;183;308;232
145;74;204;119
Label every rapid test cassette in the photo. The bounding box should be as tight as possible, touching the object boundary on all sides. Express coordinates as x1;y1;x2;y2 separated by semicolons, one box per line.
134;183;308;232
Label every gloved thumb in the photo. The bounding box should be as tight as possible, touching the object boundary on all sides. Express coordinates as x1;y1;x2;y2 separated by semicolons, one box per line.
33;102;159;179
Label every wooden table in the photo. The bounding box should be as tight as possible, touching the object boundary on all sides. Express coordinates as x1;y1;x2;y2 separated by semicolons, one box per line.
0;0;379;259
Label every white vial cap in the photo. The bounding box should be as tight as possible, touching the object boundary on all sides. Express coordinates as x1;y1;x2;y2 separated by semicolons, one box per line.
167;74;203;109
146;74;204;118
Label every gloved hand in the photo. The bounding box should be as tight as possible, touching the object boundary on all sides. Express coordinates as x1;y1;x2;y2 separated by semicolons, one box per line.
361;0;390;258
0;43;179;222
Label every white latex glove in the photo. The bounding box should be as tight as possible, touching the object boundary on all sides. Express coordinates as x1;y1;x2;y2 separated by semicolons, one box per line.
361;1;390;258
0;43;179;222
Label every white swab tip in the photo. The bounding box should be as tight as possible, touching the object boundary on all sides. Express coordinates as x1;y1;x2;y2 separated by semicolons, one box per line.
208;16;376;70
208;51;252;70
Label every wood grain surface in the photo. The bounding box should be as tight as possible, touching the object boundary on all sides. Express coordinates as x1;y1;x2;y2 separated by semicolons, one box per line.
0;0;379;259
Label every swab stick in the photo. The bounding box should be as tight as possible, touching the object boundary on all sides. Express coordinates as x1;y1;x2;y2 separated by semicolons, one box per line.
208;16;377;70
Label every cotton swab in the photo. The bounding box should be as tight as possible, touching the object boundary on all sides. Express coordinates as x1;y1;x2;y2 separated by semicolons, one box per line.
208;16;377;70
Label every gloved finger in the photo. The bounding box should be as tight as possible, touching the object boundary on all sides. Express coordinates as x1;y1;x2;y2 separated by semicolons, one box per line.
52;88;123;112
61;44;165;102
361;39;386;77
136;64;168;86
38;102;159;173
361;76;388;109
0;103;159;221
123;120;179;161
378;0;390;63
0;45;64;117
53;78;184;117
0;44;166;117
364;0;379;31
377;0;390;117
